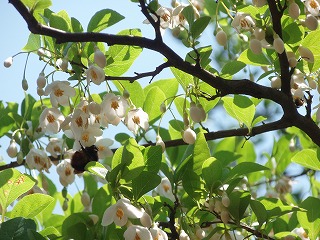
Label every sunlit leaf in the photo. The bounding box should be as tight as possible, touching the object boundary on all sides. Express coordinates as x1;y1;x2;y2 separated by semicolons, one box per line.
87;9;125;32
291;149;320;171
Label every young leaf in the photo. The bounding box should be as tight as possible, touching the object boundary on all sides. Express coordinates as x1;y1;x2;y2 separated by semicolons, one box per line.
170;67;193;91
87;9;125;32
250;200;268;226
238;49;271;66
22;33;41;52
291;149;320;171
0;168;35;211
191;16;211;39
220;61;246;80
11;193;54;219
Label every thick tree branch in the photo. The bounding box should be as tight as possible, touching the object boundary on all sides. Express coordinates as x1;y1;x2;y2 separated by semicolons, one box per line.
7;0;320;147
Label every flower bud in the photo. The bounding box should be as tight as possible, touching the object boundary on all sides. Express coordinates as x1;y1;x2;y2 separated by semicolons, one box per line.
214;199;223;213
287;51;297;67
60;58;69;72
216;29;227;47
4;57;13;68
298;45;314;63
250;38;262;55
37;87;45;96
62;199;68;211
305;14;318;31
195;227;205;239
179;230;190;240
22;78;28;91
156;135;165;152
221;194;230;208
62;187;68;198
271;76;281;89
94;46;106;68
89;214;99;225
190;102;206;123
254;28;265;41
17;151;24;164
140;211;152;228
7;140;18;158
221;210;230;224
289;138;296;152
37;72;46;88
81;191;91;207
160;102;166;113
288;2;300;20
273;35;285;54
123;89;130;99
182;127;196;145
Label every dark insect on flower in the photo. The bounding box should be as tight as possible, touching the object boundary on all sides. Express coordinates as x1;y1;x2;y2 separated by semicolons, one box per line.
294;97;304;108
71;144;99;174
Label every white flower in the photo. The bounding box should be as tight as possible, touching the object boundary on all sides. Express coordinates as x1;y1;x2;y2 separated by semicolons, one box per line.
44;81;76;107
46;138;66;158
305;0;320;16
150;225;168;240
26;148;51;172
156;177;175;202
86;64;105;85
292;227;310;240
95;137;114;159
56;57;68;71
94;46;106;68
4;56;13;68
275;176;292;194
298;45;314;63
271;76;281;89
190;102;206;123
179;230;190;240
101;93;129;126
305;14;319;31
124;225;152;240
273;34;285;54
250;38;262;55
156;135;165;152
56;159;75;187
140;210;152;228
125;108;149;135
288;2;300;19
231;12;255;33
182;127;197;144
39;107;65;134
36;72;46;89
76;125;103;147
216;29;228;47
101;198;143;227
7;139;18;158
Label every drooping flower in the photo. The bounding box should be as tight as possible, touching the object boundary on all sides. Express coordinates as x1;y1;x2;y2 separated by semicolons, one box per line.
156;177;175;202
190;102;206;123
150;225;168;240
86;64;105;85
39;107;65;134
216;28;228;47
231;12;255;33
94;46;107;68
123;225;152;240
156;135;166;152
125;107;149;135
305;0;320;16
56;159;75;187
95;137;114;159
7;139;18;158
44;81;76;107
101;93;129;126
179;230;190;240
56;57;69;71
36;72;46;89
76;124;103;147
101;198;143;227
273;34;285;54
46;138;66;158
288;2;300;19
182;127;197;144
26;148;52;172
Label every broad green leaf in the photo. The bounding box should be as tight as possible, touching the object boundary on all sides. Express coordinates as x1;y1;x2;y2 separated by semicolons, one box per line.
300;30;320;72
185;46;212;68
0;111;14;137
27;229;47;240
250;200;268;226
171;67;193;91
71;17;83;33
87;9;125;32
11;193;54;219
0;168;35;211
168;119;184;140
115;133;131;145
22;33;41;52
143;86;166;124
21;94;36;123
238;49;271;66
181;5;195;26
193;131;210;175
143;145;162;174
297;197;320;240
222;95;255;131
291;149;320;171
202;157;223;192
62;213;95;240
113;80;145;108
144;78;179;100
83;173;98;198
227;162;269;181
252;115;267;127
43;214;65;233
260;198;301;219
220;61;246;79
39;226;61;239
86;162;108;180
190;16;211;39
0;217;37;240
174;96;190;118
228;191;251;224
50;10;71;32
22;0;52;12
132;172;161;200
182;168;201;200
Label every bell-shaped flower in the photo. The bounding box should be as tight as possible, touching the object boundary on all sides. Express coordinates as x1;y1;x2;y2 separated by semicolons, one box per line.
86;64;105;85
125;107;149;135
56;159;75;187
94;46;107;68
231;12;255;33
305;0;320;16
101;198;143;227
95;137;114;159
46;138;66;158
7;139;18;158
70;109;90;134
75;125;103;147
150;225;168;240
124;225;152;240
26;148;52;173
182;127;197;144
190;102;206;123
156;177;175;202
44;81;76;107
39;107;65;134
101;93;129;126
179;230;190;240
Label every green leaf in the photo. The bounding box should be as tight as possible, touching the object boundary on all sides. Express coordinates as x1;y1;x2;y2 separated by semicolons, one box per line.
297;197;320;240
113;80;145;108
143;145;163;173
238;49;271;66
250;200;268;226
260;198;301;219
170;67;193;91
227;162;269;180
87;9;125;32
92;184;115;221
62;213;95;240
22;33;41;52
50;11;71;32
181;5;195;26
228;191;251;224
300;30;320;72
39;226;61;238
11;193;54;219
0;168;35;211
86;162;108;180
71;17;83;33
144;78;179;100
222;95;255;131
132;172;161;200
202;157;223;192
291;149;320;171
191;16;211;39
143;86;166;124
193;131;210;175
115;133;131;145
182;168;201;200
252;115;267;127
220;61;246;79
0;217;37;240
0;111;14;137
